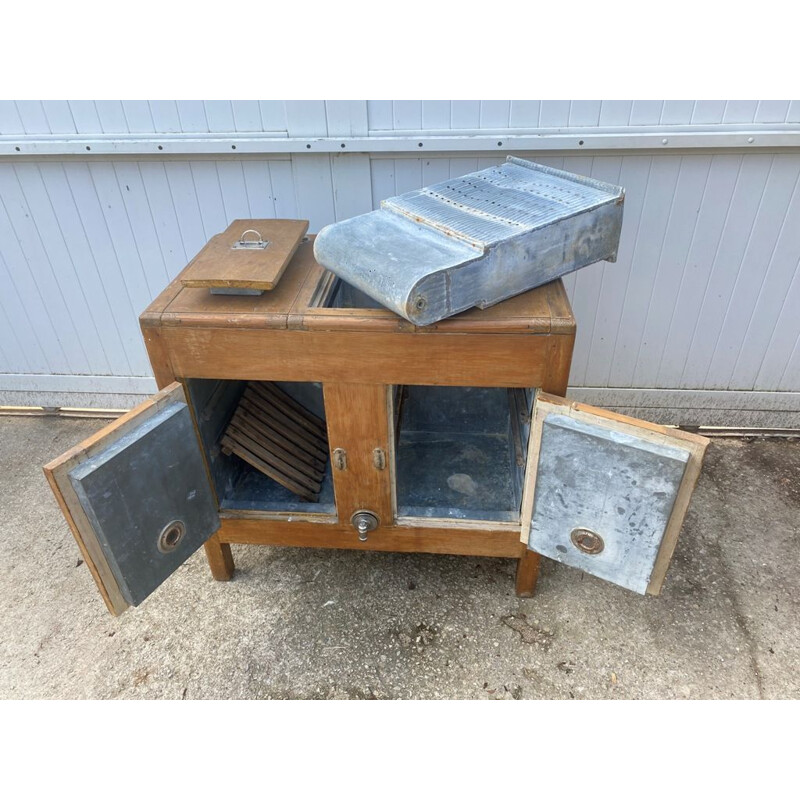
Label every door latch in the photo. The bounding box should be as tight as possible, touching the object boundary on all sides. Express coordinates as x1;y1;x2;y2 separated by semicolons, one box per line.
332;448;347;470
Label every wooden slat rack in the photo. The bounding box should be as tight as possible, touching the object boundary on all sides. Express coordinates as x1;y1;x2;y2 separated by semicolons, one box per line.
221;382;329;502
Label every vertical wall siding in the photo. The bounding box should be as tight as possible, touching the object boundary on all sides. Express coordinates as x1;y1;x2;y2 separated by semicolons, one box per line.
367;152;800;395
0;158;306;378
4;100;799;137
1;101;799;422
365;100;800;131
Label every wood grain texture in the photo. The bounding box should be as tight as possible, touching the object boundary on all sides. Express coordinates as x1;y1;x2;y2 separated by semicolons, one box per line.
219;379;330;502
142;236;575;337
151;327;569;388
295;268;575;335
204;535;234;581
515;550;541;596
140;328;175;389
218;515;525;558
180;219;308;290
236;398;326;466
141;246;575;394
323;383;393;526
135;247;577;598
9;141;800;411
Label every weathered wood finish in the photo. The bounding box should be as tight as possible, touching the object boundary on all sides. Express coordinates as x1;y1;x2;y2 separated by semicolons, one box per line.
180;219;308;291
204;535;234;581
144;238;574;332
9;119;800;429
137;233;577;598
218;515;525;558
150;326;573;388
219;381;330;501
515;550;541;597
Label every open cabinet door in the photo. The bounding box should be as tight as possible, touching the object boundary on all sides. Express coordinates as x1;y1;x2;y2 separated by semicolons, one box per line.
43;383;220;616
521;392;709;595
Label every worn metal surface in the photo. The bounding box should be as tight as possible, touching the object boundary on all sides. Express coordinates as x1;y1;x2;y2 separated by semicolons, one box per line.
68;403;219;606
221;464;336;514
528;413;689;594
314;157;624;325
395;386;525;521
351;510;379;541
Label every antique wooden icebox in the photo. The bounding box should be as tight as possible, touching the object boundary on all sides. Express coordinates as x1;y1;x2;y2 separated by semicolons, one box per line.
44;219;708;616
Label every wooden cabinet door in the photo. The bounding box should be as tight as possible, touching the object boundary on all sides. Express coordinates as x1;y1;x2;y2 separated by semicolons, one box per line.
44;383;220;616
521;392;709;595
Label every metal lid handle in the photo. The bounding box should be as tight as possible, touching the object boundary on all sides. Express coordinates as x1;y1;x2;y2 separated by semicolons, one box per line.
232;229;270;250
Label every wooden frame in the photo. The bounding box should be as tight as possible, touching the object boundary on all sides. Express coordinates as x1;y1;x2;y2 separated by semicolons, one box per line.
519;392;710;595
43;383;191;616
138;237;577;597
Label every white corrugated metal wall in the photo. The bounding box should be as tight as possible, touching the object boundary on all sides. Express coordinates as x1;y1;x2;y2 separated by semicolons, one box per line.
1;100;799;425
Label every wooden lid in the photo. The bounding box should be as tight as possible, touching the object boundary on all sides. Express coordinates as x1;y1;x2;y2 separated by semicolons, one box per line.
180;219;309;291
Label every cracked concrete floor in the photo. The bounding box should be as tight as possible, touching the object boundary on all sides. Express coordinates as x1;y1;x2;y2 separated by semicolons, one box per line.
0;415;798;699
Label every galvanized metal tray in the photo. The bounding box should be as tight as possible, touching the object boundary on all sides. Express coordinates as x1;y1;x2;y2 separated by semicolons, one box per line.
314;157;625;325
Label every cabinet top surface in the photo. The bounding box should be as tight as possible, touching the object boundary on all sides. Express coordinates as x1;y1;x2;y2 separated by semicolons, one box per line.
142;236;576;335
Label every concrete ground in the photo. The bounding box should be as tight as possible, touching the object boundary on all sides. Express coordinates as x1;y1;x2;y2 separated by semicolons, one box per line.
0;414;798;700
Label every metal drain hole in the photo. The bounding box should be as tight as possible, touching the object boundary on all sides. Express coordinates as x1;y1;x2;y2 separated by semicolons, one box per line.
157;520;186;553
570;527;604;555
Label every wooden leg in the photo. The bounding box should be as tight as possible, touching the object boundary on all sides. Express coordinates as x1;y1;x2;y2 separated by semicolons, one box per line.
515;549;540;597
204;534;234;581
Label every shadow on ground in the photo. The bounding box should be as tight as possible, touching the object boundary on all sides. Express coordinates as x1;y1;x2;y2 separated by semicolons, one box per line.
0;416;797;699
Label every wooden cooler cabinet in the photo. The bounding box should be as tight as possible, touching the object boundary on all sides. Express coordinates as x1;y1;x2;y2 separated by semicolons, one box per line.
44;226;708;617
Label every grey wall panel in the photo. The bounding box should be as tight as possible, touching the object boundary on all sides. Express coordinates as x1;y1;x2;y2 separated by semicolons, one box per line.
3;100;799;139
1;100;799;425
362;100;797;134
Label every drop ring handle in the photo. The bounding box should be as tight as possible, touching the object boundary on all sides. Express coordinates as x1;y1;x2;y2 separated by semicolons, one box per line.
239;229;263;244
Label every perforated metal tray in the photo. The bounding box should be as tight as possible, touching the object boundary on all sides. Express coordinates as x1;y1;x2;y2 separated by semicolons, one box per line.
314;157;624;325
